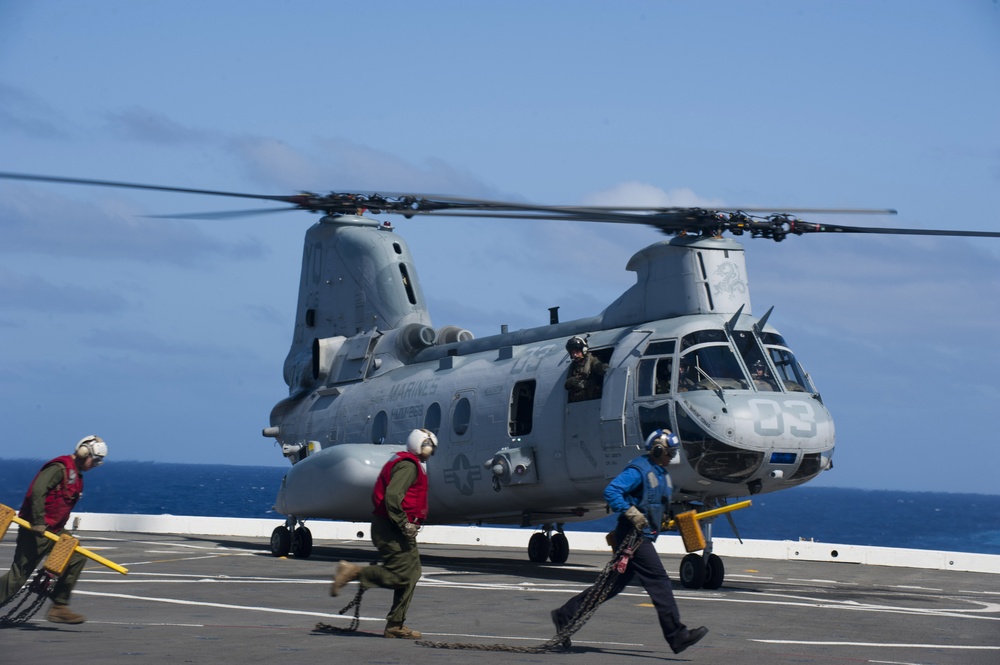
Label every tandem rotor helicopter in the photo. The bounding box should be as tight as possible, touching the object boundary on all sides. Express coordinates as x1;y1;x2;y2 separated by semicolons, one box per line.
4;171;999;589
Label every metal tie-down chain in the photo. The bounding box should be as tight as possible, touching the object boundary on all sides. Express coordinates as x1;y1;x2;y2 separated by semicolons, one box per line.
415;529;642;652
0;569;56;627
314;586;367;635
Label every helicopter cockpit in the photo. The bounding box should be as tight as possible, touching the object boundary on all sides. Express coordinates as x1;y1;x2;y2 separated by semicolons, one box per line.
669;328;817;396
632;325;830;493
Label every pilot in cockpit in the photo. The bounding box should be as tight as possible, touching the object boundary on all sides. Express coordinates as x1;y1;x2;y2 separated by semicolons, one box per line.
677;359;698;392
751;360;778;391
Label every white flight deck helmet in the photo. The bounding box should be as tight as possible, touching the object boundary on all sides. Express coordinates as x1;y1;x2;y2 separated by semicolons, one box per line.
75;435;108;466
406;428;438;460
644;429;680;464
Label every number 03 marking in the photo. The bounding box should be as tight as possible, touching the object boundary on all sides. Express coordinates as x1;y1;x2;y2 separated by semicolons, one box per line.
749;399;817;438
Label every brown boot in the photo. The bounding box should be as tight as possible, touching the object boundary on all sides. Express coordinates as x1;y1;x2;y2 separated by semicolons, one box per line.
47;603;86;624
384;621;422;639
329;561;362;597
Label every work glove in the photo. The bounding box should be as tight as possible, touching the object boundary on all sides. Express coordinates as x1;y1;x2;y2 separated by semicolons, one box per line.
624;506;648;531
31;524;47;537
402;522;419;539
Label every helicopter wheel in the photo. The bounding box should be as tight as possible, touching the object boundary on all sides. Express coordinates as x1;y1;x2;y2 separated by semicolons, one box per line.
270;525;291;557
703;553;725;589
528;532;551;562
291;526;313;558
549;532;570;564
679;553;706;589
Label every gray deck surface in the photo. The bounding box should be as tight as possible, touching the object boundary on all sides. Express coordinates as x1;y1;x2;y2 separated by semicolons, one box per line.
2;531;998;664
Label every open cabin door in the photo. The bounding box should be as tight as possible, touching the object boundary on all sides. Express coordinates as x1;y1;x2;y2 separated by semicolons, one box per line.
564;365;630;481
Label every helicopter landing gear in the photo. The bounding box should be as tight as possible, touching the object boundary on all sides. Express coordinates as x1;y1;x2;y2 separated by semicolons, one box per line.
270;518;313;558
678;520;725;589
527;524;570;564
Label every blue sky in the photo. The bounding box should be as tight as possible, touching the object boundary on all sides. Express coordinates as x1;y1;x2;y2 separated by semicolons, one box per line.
1;1;998;494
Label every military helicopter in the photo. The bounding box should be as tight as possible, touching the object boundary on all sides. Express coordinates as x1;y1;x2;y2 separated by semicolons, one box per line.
4;171;999;590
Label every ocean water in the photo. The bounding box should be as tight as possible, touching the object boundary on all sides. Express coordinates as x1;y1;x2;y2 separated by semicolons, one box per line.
2;459;999;556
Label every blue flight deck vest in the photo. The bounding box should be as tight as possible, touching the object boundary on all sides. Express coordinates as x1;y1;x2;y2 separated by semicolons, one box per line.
624;456;673;541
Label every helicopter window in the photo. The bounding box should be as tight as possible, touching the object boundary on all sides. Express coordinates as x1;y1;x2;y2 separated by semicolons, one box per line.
371;410;388;444
393;242;403;255
637;357;673;397
642;340;676;356
509;380;535;437
638;403;673;437
655;358;673;394
766;347;816;393
760;332;788;347
305;308;316;328
732;330;778;392
789;453;823;482
452;397;472;437
676;408;763;482
566;347;612;403
679;345;746;390
637;360;655;397
424;402;442;435
398;264;417;305
680;329;726;349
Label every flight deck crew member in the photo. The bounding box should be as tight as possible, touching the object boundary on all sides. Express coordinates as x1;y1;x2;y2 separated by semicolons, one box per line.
550;430;708;655
0;435;108;624
564;336;607;402
330;428;438;639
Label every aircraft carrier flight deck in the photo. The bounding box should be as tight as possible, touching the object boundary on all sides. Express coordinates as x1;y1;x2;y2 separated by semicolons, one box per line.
2;515;998;665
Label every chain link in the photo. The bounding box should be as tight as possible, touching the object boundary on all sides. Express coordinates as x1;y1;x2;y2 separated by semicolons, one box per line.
0;570;54;627
416;529;642;652
313;586;367;635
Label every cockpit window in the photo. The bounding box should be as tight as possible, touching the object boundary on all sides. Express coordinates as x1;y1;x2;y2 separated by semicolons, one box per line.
681;329;726;348
767;347;816;393
679;344;746;391
732;330;778;392
760;332;816;393
643;340;676;356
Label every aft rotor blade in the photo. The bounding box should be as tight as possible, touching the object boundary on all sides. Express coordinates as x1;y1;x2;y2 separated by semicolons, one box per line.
788;220;1000;238
542;204;899;216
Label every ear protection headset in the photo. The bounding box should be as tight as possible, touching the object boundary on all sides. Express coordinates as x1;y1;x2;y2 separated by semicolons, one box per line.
75;435;108;465
407;428;438;457
644;429;679;461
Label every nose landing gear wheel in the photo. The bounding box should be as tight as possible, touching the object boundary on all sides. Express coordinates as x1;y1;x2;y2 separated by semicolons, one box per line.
679;553;705;589
270;525;291;557
528;532;551;562
549;532;570;564
703;553;725;589
679;552;726;589
292;526;313;558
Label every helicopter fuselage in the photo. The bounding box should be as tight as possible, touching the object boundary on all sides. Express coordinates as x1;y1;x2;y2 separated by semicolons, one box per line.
267;217;834;526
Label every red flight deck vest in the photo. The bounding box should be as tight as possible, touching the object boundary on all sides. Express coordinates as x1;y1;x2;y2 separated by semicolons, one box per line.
19;455;83;531
371;451;429;523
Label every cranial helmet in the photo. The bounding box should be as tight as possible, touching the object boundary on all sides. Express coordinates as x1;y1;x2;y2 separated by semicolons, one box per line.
565;336;588;354
75;435;108;466
644;429;679;461
406;428;438;458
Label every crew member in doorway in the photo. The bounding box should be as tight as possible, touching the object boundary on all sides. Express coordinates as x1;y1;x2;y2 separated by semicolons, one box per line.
0;436;108;624
564;336;607;402
330;428;438;639
550;429;708;655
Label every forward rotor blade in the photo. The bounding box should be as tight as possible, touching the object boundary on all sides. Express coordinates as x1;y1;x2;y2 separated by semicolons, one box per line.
146;207;302;220
0;171;300;205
